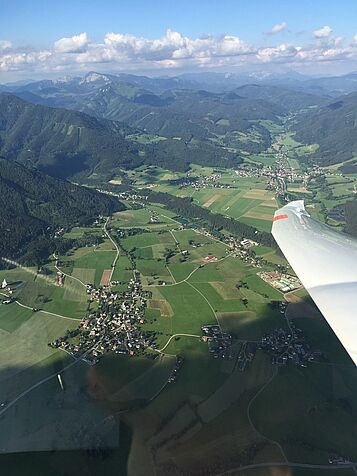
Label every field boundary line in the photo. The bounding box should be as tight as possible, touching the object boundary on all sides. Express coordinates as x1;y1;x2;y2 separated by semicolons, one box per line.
246;365;288;463
186;281;221;330
54;264;87;288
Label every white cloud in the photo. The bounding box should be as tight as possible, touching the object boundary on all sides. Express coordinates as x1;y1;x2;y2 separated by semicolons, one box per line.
314;25;333;38
54;32;88;53
256;43;298;62
269;22;288;34
1;29;357;76
0;40;12;50
103;29;252;61
0;50;51;72
353;33;357;43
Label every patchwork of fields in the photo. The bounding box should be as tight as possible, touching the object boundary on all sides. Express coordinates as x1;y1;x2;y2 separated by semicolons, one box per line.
191;184;277;232
127;165;278;232
1;189;356;473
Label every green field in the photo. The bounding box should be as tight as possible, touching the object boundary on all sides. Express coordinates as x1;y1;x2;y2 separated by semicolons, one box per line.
70;249;116;286
127;164;278;232
1;173;357;475
0;309;77;397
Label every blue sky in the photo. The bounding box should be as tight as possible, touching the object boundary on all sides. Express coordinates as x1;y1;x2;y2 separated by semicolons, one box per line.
1;0;357;80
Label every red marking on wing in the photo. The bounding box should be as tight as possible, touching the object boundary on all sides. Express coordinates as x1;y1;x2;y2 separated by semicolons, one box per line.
273;214;288;222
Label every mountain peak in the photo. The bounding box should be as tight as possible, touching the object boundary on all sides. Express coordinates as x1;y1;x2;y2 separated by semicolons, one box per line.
80;72;111;85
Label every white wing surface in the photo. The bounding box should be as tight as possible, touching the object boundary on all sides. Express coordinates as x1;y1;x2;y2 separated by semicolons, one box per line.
272;200;357;365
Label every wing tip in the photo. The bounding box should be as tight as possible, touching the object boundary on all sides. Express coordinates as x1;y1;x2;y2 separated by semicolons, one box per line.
273;200;309;220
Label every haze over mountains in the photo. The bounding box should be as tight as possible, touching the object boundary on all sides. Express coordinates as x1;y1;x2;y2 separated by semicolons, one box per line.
0;71;332;180
1;70;357;189
4;70;357;96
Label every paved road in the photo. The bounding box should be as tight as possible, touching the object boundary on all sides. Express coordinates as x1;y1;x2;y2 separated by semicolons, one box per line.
0;338;101;418
158;333;201;352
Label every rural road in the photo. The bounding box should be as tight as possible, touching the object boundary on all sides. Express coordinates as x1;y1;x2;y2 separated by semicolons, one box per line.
0;354;81;418
54;263;87;288
103;216;120;282
0;292;78;321
158;333;201;352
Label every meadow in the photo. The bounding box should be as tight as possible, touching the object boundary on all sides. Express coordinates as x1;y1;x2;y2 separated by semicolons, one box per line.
1;186;356;473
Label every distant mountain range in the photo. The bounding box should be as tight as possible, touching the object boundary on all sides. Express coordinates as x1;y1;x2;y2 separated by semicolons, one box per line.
0;72;327;177
3;71;325;119
2;70;357;262
4;70;357;96
2;71;357;178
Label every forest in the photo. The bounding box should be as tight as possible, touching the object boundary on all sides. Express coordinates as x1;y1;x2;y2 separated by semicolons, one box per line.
0;158;124;264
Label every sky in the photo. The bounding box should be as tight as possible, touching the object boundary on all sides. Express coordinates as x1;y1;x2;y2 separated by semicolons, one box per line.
1;0;357;81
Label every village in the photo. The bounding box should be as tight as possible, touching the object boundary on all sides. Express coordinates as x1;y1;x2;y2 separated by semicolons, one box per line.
201;325;233;359
49;273;157;364
260;324;323;367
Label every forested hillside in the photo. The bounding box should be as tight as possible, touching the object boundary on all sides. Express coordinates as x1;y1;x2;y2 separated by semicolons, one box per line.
0;158;124;262
292;92;357;167
4;73;325;168
0;94;242;175
0;94;143;178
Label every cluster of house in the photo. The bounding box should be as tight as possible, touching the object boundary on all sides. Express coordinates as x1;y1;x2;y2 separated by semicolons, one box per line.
177;173;232;191
328;454;352;465
201;325;233;359
227;237;264;267
259;326;321;367
234;160;297;185
258;271;301;293
148;210;161;223
234;149;324;200
49;273;156;363
96;189;148;202
53;227;66;239
0;279;14;304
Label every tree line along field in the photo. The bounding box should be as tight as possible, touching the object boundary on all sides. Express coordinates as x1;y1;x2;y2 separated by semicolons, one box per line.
0;196;356;474
126;164;278;233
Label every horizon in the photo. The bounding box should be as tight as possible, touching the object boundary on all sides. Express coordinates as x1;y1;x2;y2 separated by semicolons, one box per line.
1;0;357;81
1;67;357;87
